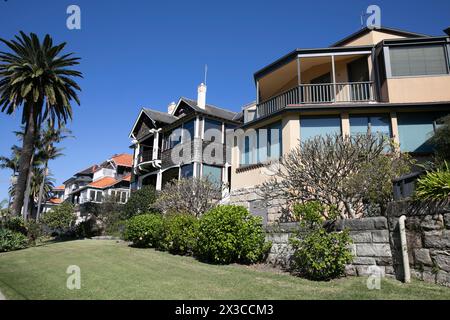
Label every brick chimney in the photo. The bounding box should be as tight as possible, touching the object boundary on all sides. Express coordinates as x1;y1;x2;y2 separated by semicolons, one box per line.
197;83;207;110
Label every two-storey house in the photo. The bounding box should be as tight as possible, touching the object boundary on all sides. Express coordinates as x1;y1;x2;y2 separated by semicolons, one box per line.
230;26;450;224
129;84;242;193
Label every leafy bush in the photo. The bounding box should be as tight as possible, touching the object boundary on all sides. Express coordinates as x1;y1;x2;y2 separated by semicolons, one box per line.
25;220;43;244
431;115;450;163
415;161;450;201
195;205;270;264
290;228;353;281
123;214;164;248
160;214;199;255
293;201;339;227
2;216;27;235
74;217;102;239
41;202;76;235
0;228;28;252
121;186;158;220
155;178;222;217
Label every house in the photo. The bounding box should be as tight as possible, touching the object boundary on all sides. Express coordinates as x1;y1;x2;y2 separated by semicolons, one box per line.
129;83;242;193
229;26;450;224
42;185;65;213
63;153;133;205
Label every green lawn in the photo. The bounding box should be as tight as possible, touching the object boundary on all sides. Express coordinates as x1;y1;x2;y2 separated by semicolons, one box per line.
0;240;449;300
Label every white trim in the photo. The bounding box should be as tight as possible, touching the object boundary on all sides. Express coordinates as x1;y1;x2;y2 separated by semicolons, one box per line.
128;109;146;139
297;51;371;58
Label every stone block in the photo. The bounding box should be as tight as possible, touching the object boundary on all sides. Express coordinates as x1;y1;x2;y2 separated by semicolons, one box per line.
345;265;357;276
414;248;433;267
422;270;436;283
375;256;393;266
420;215;444;231
436;271;450;287
356;244;392;257
350;232;372;243
444;214;450;229
352;257;377;265
356;265;385;277
385;266;395;275
424;230;450;249
372;230;390;243
432;251;450;273
336;217;387;231
348;244;357;256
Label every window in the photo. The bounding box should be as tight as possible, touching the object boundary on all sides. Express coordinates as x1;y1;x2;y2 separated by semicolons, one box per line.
203;165;222;186
163;127;182;150
95;191;103;203
204;119;222;142
397;112;447;153
89;190;103;203
120;192;127;203
182;120;195;142
89;190;96;202
389;45;449;77
300;116;341;142
258;122;282;162
180;163;194;178
350;114;391;137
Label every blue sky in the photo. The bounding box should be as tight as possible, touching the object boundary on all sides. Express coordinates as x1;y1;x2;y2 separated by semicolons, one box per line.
0;0;449;201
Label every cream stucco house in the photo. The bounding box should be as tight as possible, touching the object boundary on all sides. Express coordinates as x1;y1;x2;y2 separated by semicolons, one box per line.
229;26;450;224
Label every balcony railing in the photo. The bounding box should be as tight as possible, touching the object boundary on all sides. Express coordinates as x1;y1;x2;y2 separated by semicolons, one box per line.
257;81;375;118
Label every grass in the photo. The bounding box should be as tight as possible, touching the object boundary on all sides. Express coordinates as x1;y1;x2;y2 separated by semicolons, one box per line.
0;240;449;300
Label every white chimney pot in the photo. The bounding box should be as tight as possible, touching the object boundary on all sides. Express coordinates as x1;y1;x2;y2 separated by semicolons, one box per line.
197;83;207;110
168;101;177;115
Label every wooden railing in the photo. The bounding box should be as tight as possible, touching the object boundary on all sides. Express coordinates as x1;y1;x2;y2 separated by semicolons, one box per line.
257;81;374;118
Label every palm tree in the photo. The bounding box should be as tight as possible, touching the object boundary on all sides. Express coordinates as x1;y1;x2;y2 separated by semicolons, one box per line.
0;32;82;217
0;149;20;208
35;123;71;221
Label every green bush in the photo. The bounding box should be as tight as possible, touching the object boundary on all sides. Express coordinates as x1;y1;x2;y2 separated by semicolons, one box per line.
290;229;353;281
195;205;270;265
3;216;27;235
431;115;450;163
415;161;450;201
74;217;102;239
41;202;76;235
123;214;164;248
160;214;198;255
25;220;43;244
121;186;158;220
0;228;28;252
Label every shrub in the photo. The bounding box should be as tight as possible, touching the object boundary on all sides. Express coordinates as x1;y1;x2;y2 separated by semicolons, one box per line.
195;205;270;264
155;178;222;217
25;220;43;244
415;161;450;201
74;217;102;239
123;214;164;248
431;115;450;163
160;214;199;255
41;202;76;235
290;228;353;281
0;228;28;252
121;186;158;220
3;216;27;235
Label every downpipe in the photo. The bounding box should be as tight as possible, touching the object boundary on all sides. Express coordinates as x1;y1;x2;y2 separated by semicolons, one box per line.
399;215;411;283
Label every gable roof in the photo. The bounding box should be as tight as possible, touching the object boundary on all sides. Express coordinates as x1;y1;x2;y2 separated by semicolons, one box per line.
330;26;429;47
75;165;99;176
178;97;239;122
88;177;119;189
143;108;178;124
110;154;133;167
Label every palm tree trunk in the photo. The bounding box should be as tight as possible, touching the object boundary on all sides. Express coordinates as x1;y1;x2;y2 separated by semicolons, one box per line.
22;153;35;220
12;103;37;217
36;162;48;221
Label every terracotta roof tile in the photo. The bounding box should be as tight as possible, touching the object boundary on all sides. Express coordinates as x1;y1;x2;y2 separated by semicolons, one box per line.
54;185;65;190
111;154;133;167
47;198;63;205
88;177;119;189
122;174;131;182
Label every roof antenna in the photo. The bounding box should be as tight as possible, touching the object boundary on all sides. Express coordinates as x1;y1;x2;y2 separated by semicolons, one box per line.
360;11;365;29
204;64;208;85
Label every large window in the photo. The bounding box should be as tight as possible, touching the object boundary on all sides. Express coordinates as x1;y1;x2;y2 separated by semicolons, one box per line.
397;112;447;153
350;114;391;137
163;127;182;151
202;165;222;186
258;122;282;162
89;190;103;203
204;119;222;142
389;45;449;77
300;116;341;142
182;120;195;142
180;163;194;178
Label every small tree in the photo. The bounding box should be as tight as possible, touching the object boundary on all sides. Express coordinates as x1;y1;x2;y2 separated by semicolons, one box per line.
41;202;76;235
260;134;411;219
432;115;450;163
155;178;222;217
121;185;158;220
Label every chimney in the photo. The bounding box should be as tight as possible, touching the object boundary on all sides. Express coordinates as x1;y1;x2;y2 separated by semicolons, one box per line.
197;83;207;109
444;27;450;36
168;101;176;115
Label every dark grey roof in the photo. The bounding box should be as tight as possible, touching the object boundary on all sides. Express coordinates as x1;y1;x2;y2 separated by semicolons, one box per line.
180;97;239;122
143;108;178;124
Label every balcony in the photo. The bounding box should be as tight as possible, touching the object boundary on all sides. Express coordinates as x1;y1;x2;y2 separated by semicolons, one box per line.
257;81;374;118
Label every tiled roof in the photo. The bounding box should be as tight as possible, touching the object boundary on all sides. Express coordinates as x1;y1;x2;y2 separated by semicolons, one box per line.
76;164;99;176
143;109;178;124
47;198;63;205
88;177;119;189
122;174;131;182
180;97;239;122
111;154;133;167
53;185;65;191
